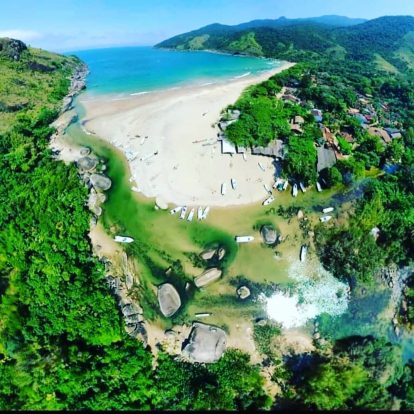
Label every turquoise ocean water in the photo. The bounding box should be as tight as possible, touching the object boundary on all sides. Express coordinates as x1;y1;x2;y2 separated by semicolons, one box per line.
70;46;281;96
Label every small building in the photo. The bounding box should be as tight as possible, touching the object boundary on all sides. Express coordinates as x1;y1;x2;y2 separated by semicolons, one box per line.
311;108;323;122
348;108;360;115
282;94;301;104
294;115;305;125
368;127;392;144
317;146;337;172
355;113;368;125
252;139;285;159
236;146;246;154
220;137;237;154
340;131;355;144
385;128;402;139
290;123;303;134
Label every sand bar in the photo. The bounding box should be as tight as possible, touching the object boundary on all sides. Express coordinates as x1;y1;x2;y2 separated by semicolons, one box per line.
80;62;295;207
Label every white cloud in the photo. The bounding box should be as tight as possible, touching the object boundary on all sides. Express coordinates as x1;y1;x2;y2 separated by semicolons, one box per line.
0;29;43;43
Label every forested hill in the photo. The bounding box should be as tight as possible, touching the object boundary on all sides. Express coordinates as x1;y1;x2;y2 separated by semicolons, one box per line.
156;15;414;74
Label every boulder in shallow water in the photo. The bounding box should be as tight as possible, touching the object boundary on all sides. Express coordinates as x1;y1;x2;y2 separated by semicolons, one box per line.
77;156;97;172
194;268;222;288
261;225;278;245
237;286;251;300
90;173;112;191
200;249;216;261
157;283;181;317
182;323;226;363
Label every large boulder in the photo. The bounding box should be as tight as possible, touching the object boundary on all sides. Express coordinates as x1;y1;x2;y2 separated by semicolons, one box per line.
90;173;112;191
77;156;98;172
261;225;278;245
0;38;27;60
182;323;226;363
194;268;222;288
237;286;251;300
200;249;216;261
157;283;181;317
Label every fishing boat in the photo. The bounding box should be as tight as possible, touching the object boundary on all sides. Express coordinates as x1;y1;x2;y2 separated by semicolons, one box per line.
179;206;188;219
243;153;247;161
170;206;183;215
300;245;308;262
235;236;254;243
187;208;195;222
231;178;237;190
258;162;265;172
221;183;227;195
264;183;272;194
131;186;140;193
322;207;334;214
292;184;298;197
320;215;332;223
201;206;210;220
197;206;203;220
283;180;289;191
299;182;307;193
316;181;322;192
114;236;134;243
263;195;275;206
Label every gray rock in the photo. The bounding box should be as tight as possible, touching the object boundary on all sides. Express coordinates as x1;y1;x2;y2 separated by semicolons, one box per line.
194;268;222;288
157;283;181;317
121;302;142;317
237;286;251;299
261;225;278;245
200;249;216;260
80;147;91;156
217;247;226;261
90;174;112;191
77;156;98;172
256;318;267;326
182;323;226;363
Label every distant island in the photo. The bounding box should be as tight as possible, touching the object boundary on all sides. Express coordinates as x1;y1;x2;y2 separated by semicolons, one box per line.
1;12;414;411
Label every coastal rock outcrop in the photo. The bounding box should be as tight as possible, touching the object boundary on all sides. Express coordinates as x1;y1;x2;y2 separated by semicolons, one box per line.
157;283;181;317
90;173;112;191
0;38;27;60
261;225;278;245
182;323;226;363
194;268;222;288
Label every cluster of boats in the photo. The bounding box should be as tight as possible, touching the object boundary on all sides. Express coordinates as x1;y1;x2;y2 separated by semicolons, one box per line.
221;178;237;195
320;206;334;223
170;205;210;221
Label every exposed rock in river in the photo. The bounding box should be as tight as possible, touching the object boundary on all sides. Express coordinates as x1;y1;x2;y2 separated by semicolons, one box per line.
194;268;222;288
237;285;251;299
90;173;112;191
200;249;216;260
182;323;226;363
77;156;98;172
157;283;181;317
261;225;278;245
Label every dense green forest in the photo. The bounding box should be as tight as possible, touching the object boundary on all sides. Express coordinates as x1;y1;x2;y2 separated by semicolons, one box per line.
2;14;414;410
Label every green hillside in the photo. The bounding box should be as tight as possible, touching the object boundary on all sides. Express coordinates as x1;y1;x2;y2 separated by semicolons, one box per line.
156;16;414;74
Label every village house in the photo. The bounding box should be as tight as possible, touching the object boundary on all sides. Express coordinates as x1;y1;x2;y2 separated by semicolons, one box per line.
251;139;285;159
368;127;392;144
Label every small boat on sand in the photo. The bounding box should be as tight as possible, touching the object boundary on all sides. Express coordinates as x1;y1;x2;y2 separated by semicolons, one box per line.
243;153;247;161
131;186;140;193
264;184;272;194
180;206;188;220
258;162;266;172
283;180;289;191
273;179;281;189
316;182;322;192
300;245;308;262
235;236;254;243
320;215;332;223
322;207;334;214
299;182;306;193
292;184;298;197
231;178;237;190
197;206;203;220
263;195;275;206
114;236;134;243
170;206;183;215
201;206;210;220
221;183;227;195
187;208;195;222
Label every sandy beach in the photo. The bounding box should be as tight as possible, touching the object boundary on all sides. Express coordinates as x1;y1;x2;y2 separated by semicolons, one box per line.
80;62;294;208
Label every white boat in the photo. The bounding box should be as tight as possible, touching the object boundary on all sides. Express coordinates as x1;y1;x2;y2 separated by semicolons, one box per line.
114;236;134;243
187;208;195;222
322;207;334;214
221;183;227;195
273;179;282;189
299;182;307;193
283;180;289;191
243;153;247;161
180;206;188;219
235;236;255;243
170;206;183;215
320;215;332;223
201;206;210;220
264;184;272;194
292;184;298;197
263;195;275;206
197;206;203;220
300;245;308;262
231;178;237;190
316;182;322;192
258;162;266;172
131;186;140;193
140;150;158;162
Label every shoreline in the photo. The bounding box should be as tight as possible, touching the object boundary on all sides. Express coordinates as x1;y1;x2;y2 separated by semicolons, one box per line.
80;61;295;208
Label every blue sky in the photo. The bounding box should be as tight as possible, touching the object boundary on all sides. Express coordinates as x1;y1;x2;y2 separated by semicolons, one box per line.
1;0;413;51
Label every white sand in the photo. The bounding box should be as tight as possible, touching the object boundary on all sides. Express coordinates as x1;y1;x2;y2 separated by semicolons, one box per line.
80;62;295;207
